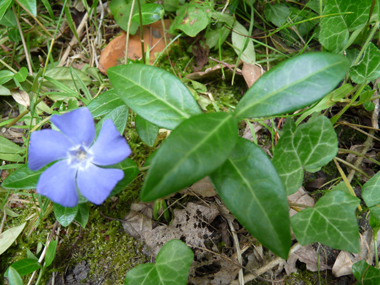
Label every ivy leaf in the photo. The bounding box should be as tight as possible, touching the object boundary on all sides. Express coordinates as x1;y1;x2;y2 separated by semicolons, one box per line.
272;116;338;195
362;172;380;221
351;43;380;84
234;53;350;119
291;191;360;253
108;64;202;130
319;0;372;52
170;3;211;37
210;137;291;259
352;260;380;284
141;112;238;202
125;239;193;285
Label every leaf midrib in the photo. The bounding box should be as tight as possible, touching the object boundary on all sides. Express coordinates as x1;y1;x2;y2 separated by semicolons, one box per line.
235;59;345;116
112;70;191;119
228;158;282;245
149;115;234;194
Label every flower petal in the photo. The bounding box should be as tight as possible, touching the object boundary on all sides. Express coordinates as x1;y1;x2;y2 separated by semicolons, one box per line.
28;130;72;171
77;163;124;205
51;107;95;146
90;119;131;166
37;160;79;207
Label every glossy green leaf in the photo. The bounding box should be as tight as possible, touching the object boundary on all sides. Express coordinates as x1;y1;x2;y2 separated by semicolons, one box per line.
109;158;139;196
362;172;380;222
291;191;360;253
109;0;145;34
43;67;91;90
14;67;28;82
234;53;350;119
125;239;193;285
8;259;41;276
45;240;57;267
141;112;238;202
0;0;13;21
18;0;37;16
87;89;125;118
0;222;26;255
210;137;291;259
352;260;380;284
272;117;338;195
135;115;159;147
0;70;14;85
132;3;164;25
264;3;290;27
54;203;78;227
108;64;202;130
351;43;380;84
170;3;211;37
320;0;372;52
231;21;255;65
74;203;89;228
95;105;128;136
2;165;45;190
6;267;23;285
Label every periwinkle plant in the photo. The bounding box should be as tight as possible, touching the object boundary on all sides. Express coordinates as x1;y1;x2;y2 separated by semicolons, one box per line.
28;108;131;207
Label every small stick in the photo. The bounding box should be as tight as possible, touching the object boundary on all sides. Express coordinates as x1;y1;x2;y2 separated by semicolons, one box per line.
59;12;89;66
334;156;371;179
13;6;33;75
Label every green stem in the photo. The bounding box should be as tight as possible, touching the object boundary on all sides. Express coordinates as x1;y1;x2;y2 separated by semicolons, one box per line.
353;19;380;66
375;231;379;269
338;148;380;167
138;165;150;172
35;266;45;285
125;0;136;64
137;0;145;64
330;84;366;124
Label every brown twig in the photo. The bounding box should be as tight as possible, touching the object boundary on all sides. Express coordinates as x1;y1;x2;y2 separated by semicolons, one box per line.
65;225;83;259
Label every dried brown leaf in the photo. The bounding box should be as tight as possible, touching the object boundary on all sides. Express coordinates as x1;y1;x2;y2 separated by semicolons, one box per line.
332;230;373;277
242;63;264;88
11;88;30;107
181;176;217;198
285;244;331;274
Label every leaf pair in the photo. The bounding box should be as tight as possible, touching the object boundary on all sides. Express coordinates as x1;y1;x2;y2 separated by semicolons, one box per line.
108;52;351;259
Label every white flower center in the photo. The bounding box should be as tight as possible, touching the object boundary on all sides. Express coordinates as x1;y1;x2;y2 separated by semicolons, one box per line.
68;145;93;169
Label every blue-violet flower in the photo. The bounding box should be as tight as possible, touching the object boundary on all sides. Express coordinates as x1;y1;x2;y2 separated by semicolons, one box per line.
28;107;131;207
